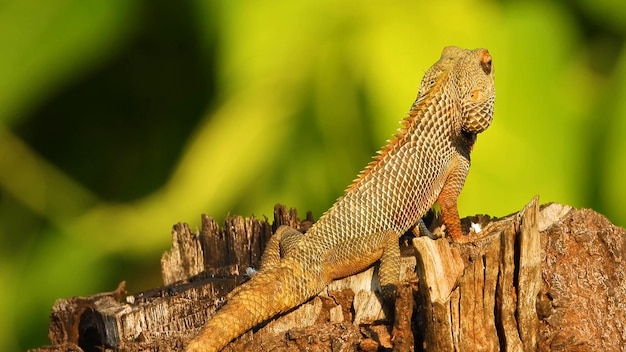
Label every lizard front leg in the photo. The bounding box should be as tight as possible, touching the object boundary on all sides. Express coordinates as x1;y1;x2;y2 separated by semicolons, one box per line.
437;157;471;243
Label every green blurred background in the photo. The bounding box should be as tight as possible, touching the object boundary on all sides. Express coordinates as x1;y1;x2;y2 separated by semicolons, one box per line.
1;1;625;350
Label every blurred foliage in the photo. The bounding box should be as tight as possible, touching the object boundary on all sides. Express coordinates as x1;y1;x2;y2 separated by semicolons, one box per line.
0;1;624;350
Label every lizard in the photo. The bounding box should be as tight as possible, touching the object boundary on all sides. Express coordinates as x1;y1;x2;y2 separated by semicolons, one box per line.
185;46;495;352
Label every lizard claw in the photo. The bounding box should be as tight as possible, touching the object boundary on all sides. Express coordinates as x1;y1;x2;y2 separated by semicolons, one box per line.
415;219;443;240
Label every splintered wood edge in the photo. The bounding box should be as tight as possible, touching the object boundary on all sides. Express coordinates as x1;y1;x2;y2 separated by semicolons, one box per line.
517;196;542;350
411;237;463;304
538;202;573;231
161;223;205;285
498;215;524;351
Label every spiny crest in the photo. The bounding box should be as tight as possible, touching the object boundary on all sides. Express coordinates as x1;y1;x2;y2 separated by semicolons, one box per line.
346;112;418;192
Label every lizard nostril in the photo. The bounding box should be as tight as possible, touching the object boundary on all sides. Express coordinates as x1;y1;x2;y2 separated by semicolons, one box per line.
480;50;492;75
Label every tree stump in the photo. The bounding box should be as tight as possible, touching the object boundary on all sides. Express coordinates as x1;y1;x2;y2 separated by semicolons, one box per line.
30;198;626;352
413;196;542;351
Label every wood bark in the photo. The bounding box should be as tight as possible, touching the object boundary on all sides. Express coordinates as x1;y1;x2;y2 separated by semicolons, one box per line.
30;199;626;352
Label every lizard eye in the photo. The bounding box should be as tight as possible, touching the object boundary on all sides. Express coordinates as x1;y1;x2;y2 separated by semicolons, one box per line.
480;50;492;75
470;89;484;102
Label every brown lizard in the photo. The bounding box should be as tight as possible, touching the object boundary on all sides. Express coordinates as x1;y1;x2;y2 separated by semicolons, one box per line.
185;46;495;351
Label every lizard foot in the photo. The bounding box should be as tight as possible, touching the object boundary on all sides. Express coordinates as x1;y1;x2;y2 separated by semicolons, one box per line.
380;283;399;302
413;219;445;240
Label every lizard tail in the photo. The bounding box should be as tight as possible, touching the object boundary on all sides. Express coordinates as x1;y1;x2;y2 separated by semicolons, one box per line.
185;263;324;352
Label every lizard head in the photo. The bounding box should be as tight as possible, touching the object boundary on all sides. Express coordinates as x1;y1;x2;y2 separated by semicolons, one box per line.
416;46;496;134
453;47;496;134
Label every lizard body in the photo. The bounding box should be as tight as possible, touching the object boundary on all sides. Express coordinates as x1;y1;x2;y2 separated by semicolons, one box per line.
186;46;495;351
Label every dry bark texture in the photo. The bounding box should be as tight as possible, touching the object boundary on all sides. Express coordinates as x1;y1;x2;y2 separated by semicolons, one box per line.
538;207;626;351
30;200;626;352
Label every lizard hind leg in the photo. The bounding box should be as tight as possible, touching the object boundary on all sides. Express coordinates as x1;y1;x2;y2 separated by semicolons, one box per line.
377;229;402;301
376;230;416;351
228;225;305;300
259;225;305;271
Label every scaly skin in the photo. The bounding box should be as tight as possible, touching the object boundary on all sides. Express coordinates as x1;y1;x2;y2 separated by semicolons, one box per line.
186;46;496;351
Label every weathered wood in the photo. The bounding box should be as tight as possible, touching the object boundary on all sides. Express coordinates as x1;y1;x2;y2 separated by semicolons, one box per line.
517;197;541;351
30;201;626;352
161;222;205;285
498;218;524;351
412;197;564;352
412;233;464;350
458;232;501;351
538;204;626;351
32;206;298;352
